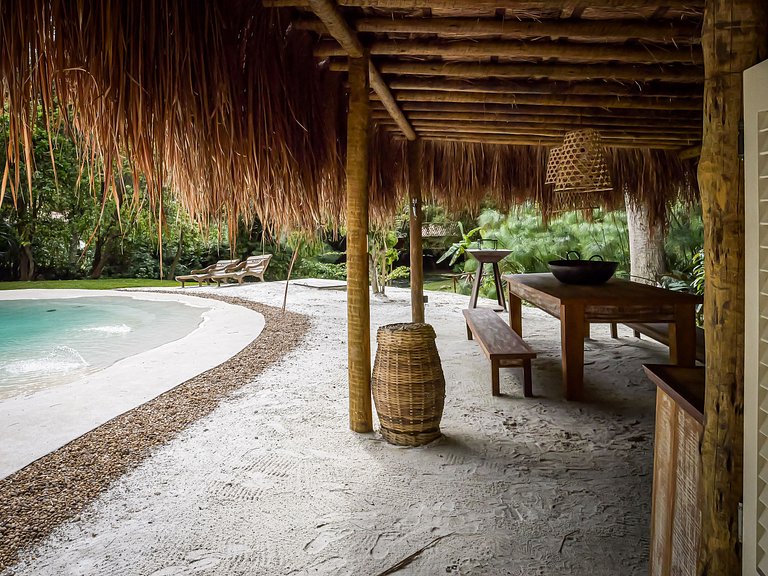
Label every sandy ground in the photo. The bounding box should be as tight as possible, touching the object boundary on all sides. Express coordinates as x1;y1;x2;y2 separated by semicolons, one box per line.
4;282;669;576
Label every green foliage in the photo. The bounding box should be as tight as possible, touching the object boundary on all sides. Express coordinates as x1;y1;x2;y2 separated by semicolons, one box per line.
436;221;482;266
294;259;347;280
471;205;630;278
664;204;704;273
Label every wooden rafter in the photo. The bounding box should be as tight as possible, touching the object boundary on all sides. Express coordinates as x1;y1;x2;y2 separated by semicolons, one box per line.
307;0;416;140
386;78;703;99
369;90;702;111
330;61;703;84
316;40;704;65
296;17;702;44
372;101;703;120
267;0;704;13
374;117;700;134
392;133;686;150
381;124;699;143
371;109;701;128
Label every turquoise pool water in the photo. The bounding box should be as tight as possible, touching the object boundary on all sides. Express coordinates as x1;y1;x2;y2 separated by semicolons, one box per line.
0;296;208;399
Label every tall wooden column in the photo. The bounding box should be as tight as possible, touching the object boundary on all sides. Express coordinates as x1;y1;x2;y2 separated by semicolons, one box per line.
408;139;424;323
346;56;372;433
698;0;766;573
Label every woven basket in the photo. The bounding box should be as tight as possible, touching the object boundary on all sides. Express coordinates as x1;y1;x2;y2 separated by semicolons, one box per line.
372;323;445;446
544;146;563;185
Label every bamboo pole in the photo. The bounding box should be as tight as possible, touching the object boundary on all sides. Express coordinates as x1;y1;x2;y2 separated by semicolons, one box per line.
370;110;703;128
386;78;704;99
697;0;767;573
372;100;703;118
288;13;703;43
383;126;699;146
407;139;424;324
399;132;684;150
374;117;700;135
330;61;704;84
371;89;702;111
316;39;703;65
346;56;373;433
272;0;704;8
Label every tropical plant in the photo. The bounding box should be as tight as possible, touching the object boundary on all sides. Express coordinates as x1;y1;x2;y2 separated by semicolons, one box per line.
436;221;482;266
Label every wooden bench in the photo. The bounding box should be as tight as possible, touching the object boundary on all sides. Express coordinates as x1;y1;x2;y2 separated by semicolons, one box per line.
462;308;537;397
611;322;706;364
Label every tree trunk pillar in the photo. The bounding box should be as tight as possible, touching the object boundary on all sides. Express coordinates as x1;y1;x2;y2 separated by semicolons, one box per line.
625;192;665;285
408;139;425;323
346;56;373;433
698;0;766;573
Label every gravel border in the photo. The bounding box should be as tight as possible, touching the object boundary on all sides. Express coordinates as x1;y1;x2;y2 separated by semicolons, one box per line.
0;292;310;571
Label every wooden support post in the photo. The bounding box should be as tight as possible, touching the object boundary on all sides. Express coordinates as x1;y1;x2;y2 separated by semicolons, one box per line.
407;139;424;323
698;0;767;573
346;56;372;433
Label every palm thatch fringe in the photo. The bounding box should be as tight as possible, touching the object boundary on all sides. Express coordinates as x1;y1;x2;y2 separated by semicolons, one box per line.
377;132;698;227
0;0;346;237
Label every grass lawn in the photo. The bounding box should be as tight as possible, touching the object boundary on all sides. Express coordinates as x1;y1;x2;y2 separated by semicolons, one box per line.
0;278;180;291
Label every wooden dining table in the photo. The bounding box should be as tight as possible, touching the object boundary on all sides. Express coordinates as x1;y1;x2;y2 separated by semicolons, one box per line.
502;273;703;401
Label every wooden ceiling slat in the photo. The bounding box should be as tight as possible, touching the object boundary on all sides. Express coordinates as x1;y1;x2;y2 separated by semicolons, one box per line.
386;78;703;99
370;89;702;111
316;39;703;65
391;132;687;150
268;1;704;13
330;61;703;83
381;124;698;141
371;101;703;120
295;17;702;44
373;115;700;133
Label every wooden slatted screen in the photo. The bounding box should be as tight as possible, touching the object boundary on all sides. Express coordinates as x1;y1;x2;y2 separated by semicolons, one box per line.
744;58;768;576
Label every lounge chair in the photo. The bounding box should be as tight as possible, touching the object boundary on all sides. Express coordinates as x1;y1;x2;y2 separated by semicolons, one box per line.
211;254;272;286
175;259;239;288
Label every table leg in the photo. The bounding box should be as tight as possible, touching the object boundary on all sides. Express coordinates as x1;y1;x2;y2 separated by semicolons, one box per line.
560;303;585;401
508;291;523;336
492;263;507;311
669;304;696;366
469;262;483;309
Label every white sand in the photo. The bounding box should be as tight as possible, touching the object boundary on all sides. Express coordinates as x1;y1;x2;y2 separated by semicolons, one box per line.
0;290;264;479
4;282;669;575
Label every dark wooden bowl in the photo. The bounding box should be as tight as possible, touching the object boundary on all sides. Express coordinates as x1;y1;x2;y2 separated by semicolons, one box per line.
547;259;618;285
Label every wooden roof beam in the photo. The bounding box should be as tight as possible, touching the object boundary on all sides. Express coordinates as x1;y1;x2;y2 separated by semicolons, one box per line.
381;124;699;142
295;17;702;45
374;116;701;134
307;0;416;140
371;100;703;120
329;61;704;84
269;1;704;13
388;132;688;150
386;78;703;99
316;40;704;65
368;89;702;111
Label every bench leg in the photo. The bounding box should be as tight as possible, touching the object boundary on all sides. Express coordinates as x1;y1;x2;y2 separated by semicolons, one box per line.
491;358;501;396
523;359;533;398
466;323;473;340
634;330;641;339
610;323;618;339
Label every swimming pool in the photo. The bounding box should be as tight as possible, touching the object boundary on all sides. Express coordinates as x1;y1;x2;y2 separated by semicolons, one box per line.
0;295;209;400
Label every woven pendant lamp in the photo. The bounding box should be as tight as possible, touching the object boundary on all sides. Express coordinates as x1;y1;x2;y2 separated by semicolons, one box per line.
554;129;613;193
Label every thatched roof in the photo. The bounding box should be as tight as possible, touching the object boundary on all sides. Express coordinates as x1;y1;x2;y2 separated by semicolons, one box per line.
0;0;702;232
